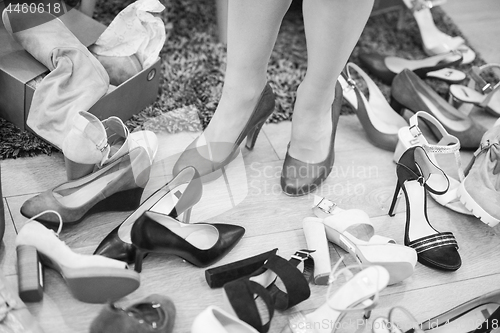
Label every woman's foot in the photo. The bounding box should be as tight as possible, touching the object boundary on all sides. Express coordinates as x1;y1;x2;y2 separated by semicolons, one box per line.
288;81;336;164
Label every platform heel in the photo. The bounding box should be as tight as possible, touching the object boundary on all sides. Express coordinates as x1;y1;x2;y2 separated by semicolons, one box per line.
16;245;44;302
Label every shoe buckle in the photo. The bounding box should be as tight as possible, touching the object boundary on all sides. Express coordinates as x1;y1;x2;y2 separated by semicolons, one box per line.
96;141;109;152
409;125;422;138
291;249;315;262
313;197;337;217
481;82;493;94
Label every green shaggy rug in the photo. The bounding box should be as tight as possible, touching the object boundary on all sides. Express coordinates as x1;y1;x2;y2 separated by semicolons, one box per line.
0;0;485;158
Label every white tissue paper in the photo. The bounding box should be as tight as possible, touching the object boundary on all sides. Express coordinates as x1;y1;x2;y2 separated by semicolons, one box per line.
90;0;166;68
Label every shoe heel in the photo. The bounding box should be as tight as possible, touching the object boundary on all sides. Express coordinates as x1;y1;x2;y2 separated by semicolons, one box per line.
388;182;403;217
134;249;146;273
245;121;265;150
98;187;145;212
64;157;95;181
181;207;192;223
390;96;405;115
16;245;44;302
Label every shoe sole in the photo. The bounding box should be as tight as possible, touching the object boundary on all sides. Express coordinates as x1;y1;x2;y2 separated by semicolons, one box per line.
457;182;500;227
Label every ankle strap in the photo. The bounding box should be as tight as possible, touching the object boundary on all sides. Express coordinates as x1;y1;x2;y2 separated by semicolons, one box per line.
409;111;464;180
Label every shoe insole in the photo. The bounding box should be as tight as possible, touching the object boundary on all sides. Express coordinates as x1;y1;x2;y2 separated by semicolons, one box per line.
426;68;466;83
405;181;440;241
214;308;256;333
55;169;127;208
451;85;500;116
385;53;461;73
154;214;218;250
118;183;189;242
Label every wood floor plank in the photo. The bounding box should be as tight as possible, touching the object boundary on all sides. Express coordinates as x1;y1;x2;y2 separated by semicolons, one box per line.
1;198;18;276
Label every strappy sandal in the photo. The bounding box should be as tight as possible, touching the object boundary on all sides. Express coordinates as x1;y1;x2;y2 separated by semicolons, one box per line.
449;63;500;117
222;250;314;333
309;197;416;285
282;260;390;333
394;111;472;215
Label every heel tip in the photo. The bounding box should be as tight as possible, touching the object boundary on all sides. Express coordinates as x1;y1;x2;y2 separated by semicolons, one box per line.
16;246;43;302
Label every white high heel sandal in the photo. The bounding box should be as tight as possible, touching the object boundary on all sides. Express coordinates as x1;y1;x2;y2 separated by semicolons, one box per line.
282;261;390;333
393;111;472;215
399;0;476;64
311;197;417;285
16;211;140;304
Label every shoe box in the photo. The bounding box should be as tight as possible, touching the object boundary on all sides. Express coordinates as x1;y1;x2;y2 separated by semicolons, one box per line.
0;2;160;131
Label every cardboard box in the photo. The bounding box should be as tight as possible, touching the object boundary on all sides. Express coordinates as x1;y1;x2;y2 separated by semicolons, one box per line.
0;2;160;131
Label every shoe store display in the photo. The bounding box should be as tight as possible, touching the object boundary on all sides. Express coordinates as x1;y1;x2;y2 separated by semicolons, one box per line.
90;294;176;333
458;119;500;226
2;0;500;332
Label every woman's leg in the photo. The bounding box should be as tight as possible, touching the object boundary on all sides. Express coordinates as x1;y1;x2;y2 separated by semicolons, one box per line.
203;0;292;144
288;0;374;163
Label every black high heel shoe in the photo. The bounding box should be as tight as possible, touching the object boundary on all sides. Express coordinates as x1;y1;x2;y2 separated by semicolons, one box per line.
94;166;202;264
173;83;275;182
388;146;461;271
131;212;245;272
280;81;342;196
390;69;486;150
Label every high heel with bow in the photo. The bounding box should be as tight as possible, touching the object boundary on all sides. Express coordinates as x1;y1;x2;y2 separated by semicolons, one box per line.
94;166;203;264
388;146;461;271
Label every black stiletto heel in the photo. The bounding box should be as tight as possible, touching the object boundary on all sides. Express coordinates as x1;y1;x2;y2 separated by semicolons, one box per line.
388;182;402;217
131;212;245;270
388;146;461;271
94;166;203;264
134;249;145;273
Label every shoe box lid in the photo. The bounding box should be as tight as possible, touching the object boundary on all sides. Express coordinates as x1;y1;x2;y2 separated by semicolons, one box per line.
0;1;106;84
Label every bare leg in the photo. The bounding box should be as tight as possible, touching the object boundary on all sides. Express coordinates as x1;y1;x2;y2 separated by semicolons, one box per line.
203;0;292;145
288;0;374;163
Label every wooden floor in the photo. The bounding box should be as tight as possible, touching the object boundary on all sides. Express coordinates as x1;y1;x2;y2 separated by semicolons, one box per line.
2;2;500;333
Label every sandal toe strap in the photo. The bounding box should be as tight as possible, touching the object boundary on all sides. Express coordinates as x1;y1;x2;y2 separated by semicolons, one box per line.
408;232;458;254
224;280;275;333
265;250;313;310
